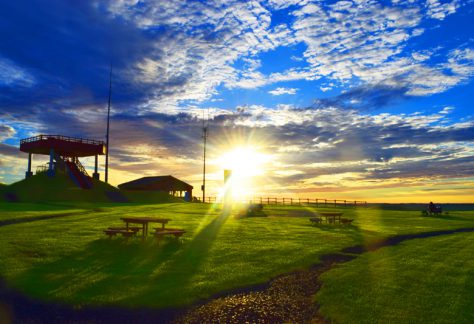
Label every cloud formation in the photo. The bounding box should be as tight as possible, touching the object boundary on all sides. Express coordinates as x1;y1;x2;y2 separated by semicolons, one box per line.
1;0;473;201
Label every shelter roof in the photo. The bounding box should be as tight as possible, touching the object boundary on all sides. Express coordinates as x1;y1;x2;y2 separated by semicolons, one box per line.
118;175;193;191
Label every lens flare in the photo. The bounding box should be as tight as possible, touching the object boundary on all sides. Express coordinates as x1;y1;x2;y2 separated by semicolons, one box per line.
215;146;271;200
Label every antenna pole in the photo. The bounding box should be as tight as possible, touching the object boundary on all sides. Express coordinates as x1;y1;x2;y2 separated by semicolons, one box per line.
105;64;112;183
202;111;208;203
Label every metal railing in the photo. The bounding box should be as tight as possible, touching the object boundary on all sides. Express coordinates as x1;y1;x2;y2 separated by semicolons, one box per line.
73;157;90;178
200;197;367;207
20;134;104;146
36;165;48;174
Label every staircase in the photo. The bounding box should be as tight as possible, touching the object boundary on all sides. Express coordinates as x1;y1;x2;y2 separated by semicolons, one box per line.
53;154;93;189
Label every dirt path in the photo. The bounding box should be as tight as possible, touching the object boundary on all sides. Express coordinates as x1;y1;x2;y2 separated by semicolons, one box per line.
1;227;473;323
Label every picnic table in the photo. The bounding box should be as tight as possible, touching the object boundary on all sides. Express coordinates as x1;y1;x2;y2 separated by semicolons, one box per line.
309;212;344;224
120;217;170;239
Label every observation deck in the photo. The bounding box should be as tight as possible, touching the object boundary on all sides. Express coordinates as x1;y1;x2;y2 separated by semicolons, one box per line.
20;135;105;157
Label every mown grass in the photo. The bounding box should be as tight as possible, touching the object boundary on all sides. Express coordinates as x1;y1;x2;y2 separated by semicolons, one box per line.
316;232;474;323
0;202;473;309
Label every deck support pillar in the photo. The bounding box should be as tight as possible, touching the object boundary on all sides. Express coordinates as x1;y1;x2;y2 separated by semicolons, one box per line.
25;153;33;178
47;148;55;177
92;155;100;180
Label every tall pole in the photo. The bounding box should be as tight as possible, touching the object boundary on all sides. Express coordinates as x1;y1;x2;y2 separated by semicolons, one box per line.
105;64;112;183
202;111;208;203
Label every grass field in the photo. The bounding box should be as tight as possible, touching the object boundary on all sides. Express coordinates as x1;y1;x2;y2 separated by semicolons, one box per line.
316;232;474;323
0;201;473;310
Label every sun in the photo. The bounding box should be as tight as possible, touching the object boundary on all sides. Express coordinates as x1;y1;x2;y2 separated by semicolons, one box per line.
215;146;271;200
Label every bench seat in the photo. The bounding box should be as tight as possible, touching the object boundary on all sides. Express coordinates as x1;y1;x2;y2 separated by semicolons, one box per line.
108;226;140;233
340;218;354;225
309;217;323;223
104;229;136;238
154;228;186;238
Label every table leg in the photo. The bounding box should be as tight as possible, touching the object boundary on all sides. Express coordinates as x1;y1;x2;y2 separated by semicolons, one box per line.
142;224;146;239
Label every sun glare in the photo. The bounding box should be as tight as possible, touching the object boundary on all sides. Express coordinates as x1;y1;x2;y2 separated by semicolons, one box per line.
215;146;271;200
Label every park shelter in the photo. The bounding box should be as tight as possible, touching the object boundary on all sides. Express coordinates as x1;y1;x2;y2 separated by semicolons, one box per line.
118;176;193;200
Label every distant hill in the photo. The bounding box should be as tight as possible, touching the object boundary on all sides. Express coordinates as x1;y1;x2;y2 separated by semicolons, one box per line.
0;173;182;204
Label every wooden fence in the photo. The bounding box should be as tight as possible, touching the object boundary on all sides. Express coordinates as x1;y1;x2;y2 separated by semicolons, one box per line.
200;197;367;207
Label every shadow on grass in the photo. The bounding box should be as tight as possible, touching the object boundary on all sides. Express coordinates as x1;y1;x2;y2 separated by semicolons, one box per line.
12;210;232;308
128;209;232;304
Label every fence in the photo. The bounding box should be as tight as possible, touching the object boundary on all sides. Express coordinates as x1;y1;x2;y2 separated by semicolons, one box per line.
199;197;367;207
20;134;104;146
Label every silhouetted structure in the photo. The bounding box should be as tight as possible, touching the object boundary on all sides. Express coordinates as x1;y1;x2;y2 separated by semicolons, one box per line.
428;201;443;214
20;135;106;188
118;176;193;200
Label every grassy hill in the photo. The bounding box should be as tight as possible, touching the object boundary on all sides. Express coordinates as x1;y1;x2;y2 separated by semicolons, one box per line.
0;173;181;204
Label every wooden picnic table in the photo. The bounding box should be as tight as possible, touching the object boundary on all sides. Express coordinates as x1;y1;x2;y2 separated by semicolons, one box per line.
318;212;343;224
120;217;170;239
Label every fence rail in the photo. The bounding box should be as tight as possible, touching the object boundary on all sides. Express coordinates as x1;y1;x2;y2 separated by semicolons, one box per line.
199;197;367;207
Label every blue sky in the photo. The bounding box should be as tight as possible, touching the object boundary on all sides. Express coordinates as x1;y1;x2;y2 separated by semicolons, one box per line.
1;0;474;202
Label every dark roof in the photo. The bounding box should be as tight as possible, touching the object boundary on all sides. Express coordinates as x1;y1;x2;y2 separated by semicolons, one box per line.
118;175;193;191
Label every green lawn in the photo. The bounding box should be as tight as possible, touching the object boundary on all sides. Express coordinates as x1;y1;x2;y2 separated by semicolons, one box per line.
316;232;474;323
0;202;473;309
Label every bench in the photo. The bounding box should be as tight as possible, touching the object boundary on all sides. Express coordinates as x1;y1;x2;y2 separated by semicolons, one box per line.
104;229;136;238
340;218;354;225
309;217;323;224
154;228;186;238
108;226;141;233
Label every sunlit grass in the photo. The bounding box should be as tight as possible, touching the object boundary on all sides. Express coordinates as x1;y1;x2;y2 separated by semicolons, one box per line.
316;232;474;323
0;202;473;308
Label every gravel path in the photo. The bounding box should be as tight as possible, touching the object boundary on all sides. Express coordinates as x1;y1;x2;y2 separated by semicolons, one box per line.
1;227;473;323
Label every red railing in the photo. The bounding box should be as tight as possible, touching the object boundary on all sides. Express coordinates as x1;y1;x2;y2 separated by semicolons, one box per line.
20;134;104;146
200;197;367;207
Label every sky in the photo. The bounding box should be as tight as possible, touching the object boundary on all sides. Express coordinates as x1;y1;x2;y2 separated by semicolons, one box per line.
1;0;474;203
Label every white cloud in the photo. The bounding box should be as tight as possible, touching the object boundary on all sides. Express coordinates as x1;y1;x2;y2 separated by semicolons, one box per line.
0;56;35;87
268;87;298;95
426;0;459;20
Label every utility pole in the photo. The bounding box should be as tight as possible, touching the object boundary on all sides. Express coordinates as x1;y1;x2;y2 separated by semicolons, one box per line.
201;110;208;203
105;64;112;183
